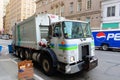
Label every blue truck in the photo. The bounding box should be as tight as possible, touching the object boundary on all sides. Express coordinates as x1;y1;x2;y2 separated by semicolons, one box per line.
92;29;120;50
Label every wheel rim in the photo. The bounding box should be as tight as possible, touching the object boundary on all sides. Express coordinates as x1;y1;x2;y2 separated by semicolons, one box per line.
16;50;19;56
103;45;108;50
25;51;29;59
20;51;23;58
43;59;50;72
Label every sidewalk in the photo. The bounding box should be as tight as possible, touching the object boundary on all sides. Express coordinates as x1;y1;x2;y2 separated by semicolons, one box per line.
0;53;41;80
0;54;18;80
0;44;42;80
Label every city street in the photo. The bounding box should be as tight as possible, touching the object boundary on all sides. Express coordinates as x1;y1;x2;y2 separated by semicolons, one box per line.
0;39;120;80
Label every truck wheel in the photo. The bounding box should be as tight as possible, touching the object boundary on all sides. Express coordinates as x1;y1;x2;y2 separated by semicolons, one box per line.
41;55;54;76
25;50;30;60
102;44;108;51
19;49;25;60
15;49;20;57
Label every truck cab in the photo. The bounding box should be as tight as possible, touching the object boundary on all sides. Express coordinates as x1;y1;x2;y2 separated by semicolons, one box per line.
46;20;98;73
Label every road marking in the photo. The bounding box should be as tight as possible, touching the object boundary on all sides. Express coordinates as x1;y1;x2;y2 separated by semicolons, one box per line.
0;59;11;61
10;59;17;64
34;74;44;80
0;58;18;62
10;58;44;80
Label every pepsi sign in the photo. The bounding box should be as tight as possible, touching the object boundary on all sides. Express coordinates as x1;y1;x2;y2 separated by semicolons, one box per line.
96;32;106;42
96;32;120;41
107;33;120;41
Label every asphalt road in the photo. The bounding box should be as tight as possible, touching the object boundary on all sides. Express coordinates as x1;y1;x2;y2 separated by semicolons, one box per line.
0;39;120;80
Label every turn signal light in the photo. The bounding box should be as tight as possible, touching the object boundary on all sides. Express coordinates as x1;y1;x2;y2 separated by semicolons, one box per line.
61;41;65;45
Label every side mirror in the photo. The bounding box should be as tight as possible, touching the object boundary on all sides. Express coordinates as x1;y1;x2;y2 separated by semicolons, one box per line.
64;33;68;38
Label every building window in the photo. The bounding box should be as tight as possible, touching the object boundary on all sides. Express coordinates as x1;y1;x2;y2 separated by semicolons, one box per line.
77;0;82;12
54;5;59;15
107;6;115;17
86;17;90;23
86;0;91;10
70;2;74;13
45;0;48;4
61;5;64;15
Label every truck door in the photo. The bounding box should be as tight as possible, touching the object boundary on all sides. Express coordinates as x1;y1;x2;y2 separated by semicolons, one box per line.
49;22;64;60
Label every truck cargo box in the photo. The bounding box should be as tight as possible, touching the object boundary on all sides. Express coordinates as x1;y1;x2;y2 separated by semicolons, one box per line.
14;14;65;50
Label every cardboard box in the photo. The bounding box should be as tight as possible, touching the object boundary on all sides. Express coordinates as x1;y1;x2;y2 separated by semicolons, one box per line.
18;60;34;80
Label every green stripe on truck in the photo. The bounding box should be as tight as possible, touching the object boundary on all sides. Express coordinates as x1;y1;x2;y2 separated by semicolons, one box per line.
17;25;21;46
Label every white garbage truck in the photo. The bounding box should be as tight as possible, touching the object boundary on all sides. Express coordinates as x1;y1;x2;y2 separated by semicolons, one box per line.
12;14;98;75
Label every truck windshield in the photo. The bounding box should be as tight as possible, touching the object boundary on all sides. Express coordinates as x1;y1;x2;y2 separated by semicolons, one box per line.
63;21;91;39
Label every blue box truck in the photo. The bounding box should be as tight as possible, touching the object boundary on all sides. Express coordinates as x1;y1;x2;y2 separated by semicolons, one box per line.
92;29;120;50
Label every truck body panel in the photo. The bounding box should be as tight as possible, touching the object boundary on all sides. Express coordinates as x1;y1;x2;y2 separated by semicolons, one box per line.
15;16;39;49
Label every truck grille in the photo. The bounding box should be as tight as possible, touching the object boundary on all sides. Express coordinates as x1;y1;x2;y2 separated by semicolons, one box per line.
82;45;89;58
79;44;90;60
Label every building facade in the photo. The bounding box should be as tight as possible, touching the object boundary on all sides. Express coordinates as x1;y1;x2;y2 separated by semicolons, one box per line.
36;0;102;29
102;0;120;29
0;0;10;34
4;0;36;34
3;0;10;16
0;0;3;34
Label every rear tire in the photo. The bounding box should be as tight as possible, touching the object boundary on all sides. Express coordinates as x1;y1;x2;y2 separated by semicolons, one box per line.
102;44;109;51
15;48;20;57
19;49;25;60
24;50;30;60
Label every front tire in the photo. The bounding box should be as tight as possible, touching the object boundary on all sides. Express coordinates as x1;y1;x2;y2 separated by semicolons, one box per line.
41;55;54;76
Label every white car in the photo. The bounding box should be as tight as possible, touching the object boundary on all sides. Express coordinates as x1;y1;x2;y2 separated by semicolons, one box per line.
1;34;9;40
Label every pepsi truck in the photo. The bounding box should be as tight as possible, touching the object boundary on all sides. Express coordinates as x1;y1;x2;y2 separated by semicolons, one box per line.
92;29;120;51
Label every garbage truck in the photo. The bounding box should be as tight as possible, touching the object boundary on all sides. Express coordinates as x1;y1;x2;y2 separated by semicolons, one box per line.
12;14;98;75
92;29;120;50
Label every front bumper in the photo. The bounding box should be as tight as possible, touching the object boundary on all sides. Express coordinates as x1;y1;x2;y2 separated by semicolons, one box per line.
58;57;98;74
58;61;84;74
84;57;98;70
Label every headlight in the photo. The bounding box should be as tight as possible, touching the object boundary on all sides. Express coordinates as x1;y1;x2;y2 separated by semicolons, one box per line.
70;56;75;62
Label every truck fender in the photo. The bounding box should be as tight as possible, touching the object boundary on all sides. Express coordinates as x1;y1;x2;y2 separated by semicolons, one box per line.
40;48;58;67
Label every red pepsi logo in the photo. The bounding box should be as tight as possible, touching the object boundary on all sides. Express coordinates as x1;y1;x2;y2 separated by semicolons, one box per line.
96;32;106;42
96;32;106;38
